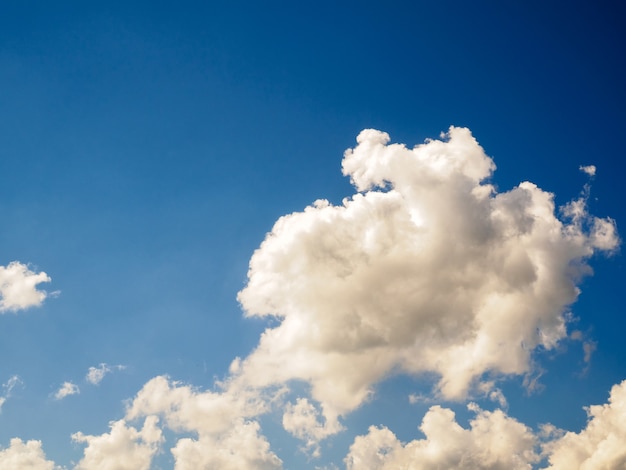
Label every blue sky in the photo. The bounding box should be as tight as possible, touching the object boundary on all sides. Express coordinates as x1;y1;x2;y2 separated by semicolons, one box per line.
1;1;625;468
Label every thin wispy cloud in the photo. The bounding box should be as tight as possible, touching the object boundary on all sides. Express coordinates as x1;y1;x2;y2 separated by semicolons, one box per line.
0;376;23;413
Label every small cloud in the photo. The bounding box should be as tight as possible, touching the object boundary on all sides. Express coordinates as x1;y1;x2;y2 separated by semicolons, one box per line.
0;375;23;412
488;389;508;408
86;363;126;386
570;330;583;341
54;382;79;400
3;375;22;395
579;165;596;177
476;381;508;409
570;331;598;375
0;262;52;313
523;367;545;395
408;393;437;405
582;340;597;365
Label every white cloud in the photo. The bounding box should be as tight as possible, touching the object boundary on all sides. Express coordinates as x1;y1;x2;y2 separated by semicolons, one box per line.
544;379;626;469
0;438;58;470
232;127;618;447
124;376;282;469
345;379;626;469
345;403;539;469
477;381;508;409
86;363;125;385
72;416;163;470
579;165;596;177
170;420;282;470
54;381;79;400
0;375;23;412
0;261;51;313
125;375;268;435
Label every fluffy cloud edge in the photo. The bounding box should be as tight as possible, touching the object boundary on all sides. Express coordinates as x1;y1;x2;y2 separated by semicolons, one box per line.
5;377;624;469
346;379;626;470
0;261;52;313
0;438;60;470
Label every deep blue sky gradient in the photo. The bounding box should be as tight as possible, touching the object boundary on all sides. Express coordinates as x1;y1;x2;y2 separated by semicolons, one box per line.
1;1;625;467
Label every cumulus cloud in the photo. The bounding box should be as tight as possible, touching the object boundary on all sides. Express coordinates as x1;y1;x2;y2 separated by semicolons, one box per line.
54;381;79;400
0;438;58;470
125;375;269;434
124;376;282;468
72;416;163;470
579;165;596;177
170;420;282;470
86;363;126;385
232;126;618;447
544;379;626;469
345;403;539;469
0;261;51;313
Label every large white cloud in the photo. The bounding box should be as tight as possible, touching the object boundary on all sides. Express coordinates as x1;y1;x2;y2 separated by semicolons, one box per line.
234;127;618;442
0;261;51;313
345;404;539;469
